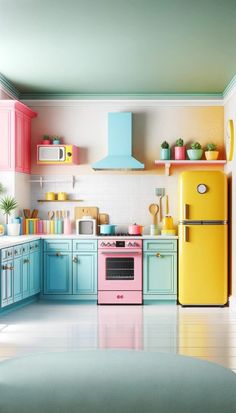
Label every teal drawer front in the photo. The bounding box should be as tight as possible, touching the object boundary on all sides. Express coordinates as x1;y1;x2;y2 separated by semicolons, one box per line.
22;243;30;255
13;245;22;257
29;240;40;252
44;240;72;252
73;240;97;251
1;247;13;261
143;240;177;252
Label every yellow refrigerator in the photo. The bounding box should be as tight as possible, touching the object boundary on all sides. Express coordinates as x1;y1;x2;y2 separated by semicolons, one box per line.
178;171;228;305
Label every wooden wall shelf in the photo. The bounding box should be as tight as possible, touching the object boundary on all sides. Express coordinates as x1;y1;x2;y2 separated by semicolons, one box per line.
154;160;226;176
37;200;82;203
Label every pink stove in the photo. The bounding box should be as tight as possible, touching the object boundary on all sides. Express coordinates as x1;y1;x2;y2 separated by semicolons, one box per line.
98;239;142;305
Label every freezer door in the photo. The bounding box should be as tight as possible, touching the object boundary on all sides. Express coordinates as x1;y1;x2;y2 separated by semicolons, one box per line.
178;224;228;305
178;171;227;221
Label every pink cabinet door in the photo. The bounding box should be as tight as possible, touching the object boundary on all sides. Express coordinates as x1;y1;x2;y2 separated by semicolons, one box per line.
23;117;31;173
0;109;13;170
15;111;24;173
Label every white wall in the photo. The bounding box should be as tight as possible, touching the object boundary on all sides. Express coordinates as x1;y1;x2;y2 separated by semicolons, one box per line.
224;90;236;303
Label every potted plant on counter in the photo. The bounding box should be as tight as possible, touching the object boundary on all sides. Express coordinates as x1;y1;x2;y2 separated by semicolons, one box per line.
160;141;171;160
174;138;186;160
52;135;61;145
42;135;51;145
187;142;203;160
205;143;219;160
0;196;19;235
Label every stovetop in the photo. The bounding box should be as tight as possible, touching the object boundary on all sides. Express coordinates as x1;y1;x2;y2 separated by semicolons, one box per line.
101;233;141;237
98;239;142;249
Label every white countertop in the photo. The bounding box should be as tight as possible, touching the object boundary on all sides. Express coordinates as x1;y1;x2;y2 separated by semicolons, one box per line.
0;234;178;249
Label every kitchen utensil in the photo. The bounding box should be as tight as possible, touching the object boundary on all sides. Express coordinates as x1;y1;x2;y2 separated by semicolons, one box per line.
155;188;165;222
149;203;159;225
98;213;109;225
162;215;174;230
23;209;31;219
31;209;39;218
165;195;169;215
48;211;54;220
128;224;144;236
99;224;116;235
58;192;67;201
46;192;56;201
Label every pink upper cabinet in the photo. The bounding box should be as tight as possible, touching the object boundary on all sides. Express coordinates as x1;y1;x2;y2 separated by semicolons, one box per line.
0;100;37;174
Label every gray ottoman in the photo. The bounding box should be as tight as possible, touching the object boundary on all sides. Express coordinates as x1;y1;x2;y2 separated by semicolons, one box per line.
0;350;236;413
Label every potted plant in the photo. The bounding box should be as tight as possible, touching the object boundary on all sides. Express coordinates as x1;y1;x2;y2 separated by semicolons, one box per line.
52;135;61;145
42;135;51;145
187;142;203;160
160;141;171;160
174;138;186;160
205;143;219;160
0;196;19;235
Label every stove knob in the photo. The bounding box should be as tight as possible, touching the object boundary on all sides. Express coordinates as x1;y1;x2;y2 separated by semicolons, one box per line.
101;242;105;247
107;242;111;247
112;242;116;247
127;242;132;247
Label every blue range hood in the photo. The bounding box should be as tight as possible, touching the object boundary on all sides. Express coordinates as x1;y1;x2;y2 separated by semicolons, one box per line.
92;112;144;170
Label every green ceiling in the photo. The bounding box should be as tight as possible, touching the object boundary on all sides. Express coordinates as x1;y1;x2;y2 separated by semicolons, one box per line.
0;0;236;98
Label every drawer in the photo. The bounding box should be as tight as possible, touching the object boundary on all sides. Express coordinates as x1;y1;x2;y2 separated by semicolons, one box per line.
143;240;177;252
73;240;97;252
44;239;72;252
22;243;30;255
1;247;13;261
13;245;22;257
98;290;142;304
29;240;40;252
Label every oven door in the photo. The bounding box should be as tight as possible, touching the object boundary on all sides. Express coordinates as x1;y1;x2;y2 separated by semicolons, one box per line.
98;250;142;290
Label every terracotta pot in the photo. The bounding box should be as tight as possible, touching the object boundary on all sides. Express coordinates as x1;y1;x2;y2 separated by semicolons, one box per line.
174;146;186;160
205;151;219;160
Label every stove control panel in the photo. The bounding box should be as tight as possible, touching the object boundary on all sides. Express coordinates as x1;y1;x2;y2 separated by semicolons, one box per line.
98;239;142;249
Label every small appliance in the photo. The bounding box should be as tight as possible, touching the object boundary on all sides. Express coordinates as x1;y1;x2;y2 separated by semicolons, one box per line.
98;239;142;304
76;217;97;236
37;144;78;164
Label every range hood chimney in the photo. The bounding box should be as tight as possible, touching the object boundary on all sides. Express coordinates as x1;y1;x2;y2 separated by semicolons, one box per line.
92;112;144;170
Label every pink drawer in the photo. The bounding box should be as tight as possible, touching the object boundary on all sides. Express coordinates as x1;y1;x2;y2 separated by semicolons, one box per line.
98;290;142;304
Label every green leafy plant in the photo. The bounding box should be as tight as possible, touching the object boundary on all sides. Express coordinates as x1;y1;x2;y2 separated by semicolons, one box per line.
0;183;4;194
0;196;18;224
191;142;202;150
161;141;169;149
206;143;217;151
176;138;184;147
43;135;51;141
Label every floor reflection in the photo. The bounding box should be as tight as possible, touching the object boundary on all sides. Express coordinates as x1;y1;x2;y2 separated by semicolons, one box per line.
98;305;143;350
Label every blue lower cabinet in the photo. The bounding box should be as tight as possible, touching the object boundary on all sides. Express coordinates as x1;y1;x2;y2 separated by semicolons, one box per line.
44;252;72;294
13;256;23;302
22;255;30;299
1;260;14;307
29;249;41;295
72;253;97;295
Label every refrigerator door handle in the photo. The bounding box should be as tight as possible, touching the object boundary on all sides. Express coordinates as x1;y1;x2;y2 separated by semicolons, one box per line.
184;226;189;242
184;204;189;220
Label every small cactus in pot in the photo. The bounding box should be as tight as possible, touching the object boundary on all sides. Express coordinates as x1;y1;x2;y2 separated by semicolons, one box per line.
187;142;203;160
205;143;219;160
174;138;186;160
160;141;171;160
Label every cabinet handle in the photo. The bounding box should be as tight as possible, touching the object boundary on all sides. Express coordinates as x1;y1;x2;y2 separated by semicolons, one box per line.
72;257;78;263
184;226;189;242
56;252;61;257
184;204;189;220
23;259;30;264
156;252;162;258
2;265;14;270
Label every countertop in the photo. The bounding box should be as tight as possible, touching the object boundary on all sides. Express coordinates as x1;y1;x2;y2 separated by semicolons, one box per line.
0;234;178;249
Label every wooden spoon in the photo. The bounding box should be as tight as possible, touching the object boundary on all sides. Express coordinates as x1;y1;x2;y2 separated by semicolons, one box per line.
48;211;54;220
149;203;159;225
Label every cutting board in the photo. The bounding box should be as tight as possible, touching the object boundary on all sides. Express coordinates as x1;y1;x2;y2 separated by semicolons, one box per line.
98;213;109;225
74;207;99;221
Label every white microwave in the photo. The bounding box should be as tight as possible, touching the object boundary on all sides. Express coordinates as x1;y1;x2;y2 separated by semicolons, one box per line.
76;217;97;236
37;145;78;164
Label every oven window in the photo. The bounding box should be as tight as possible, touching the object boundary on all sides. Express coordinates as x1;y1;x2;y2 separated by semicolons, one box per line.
106;258;134;280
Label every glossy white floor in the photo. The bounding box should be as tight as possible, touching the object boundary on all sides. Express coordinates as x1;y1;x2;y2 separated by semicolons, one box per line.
0;301;236;372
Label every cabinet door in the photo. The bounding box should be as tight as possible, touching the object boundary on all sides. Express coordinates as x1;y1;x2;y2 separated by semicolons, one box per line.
22;255;30;298
1;260;14;307
23;116;31;173
0;109;12;170
29;250;41;295
15;111;24;173
143;252;177;298
44;253;72;294
73;253;97;295
13;256;23;302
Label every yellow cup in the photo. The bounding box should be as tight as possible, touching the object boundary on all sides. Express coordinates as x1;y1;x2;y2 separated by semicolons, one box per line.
57;192;67;201
162;215;174;230
46;192;56;201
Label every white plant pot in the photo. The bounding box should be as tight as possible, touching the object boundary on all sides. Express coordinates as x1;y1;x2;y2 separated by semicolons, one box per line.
7;223;20;236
